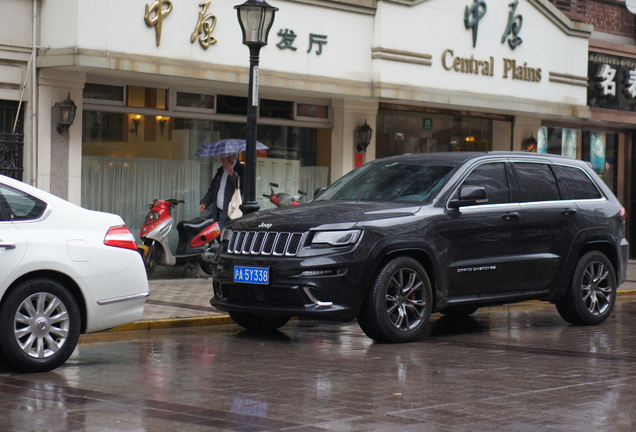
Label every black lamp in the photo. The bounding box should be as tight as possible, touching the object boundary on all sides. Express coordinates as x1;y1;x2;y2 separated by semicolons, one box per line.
235;0;278;215
357;120;373;153
56;93;77;135
524;133;537;152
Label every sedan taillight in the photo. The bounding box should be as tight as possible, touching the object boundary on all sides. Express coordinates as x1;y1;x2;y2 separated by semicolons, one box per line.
104;226;138;251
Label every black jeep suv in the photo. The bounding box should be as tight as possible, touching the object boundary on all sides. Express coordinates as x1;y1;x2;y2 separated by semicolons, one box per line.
210;152;629;343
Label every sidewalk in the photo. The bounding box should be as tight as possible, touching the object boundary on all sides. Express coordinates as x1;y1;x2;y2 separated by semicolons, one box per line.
105;260;636;333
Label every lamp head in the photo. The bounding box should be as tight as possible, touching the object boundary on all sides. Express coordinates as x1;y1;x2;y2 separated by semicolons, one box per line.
357;120;373;153
235;0;278;47
56;93;77;135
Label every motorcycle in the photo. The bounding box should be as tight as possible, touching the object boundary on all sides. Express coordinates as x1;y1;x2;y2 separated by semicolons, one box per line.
264;183;307;207
137;199;220;277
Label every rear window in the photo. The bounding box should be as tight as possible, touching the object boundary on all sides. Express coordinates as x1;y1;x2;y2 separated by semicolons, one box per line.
514;163;561;203
553;165;602;200
314;161;457;204
0;184;48;220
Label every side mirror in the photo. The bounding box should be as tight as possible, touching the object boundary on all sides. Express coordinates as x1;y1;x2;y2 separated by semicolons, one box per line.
314;187;327;199
448;186;488;208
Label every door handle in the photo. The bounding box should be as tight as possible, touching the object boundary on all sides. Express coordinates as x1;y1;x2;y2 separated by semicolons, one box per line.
0;241;16;249
562;208;578;216
502;212;519;220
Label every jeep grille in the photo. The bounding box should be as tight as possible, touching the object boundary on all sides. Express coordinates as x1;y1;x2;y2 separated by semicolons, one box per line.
227;231;304;256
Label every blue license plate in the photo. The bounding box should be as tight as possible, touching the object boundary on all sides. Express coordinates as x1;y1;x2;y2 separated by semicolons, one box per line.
234;266;270;285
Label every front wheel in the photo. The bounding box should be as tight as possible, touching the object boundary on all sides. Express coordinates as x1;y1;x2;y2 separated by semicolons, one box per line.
357;257;433;343
556;251;616;326
228;311;290;332
0;279;81;373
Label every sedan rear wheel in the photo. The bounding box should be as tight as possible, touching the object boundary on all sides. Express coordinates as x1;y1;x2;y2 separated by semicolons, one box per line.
358;257;432;343
0;279;81;373
556;251;616;326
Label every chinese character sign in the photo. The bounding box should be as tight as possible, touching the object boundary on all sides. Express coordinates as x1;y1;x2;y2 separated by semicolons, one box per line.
501;0;522;49
145;0;173;46
191;0;217;49
464;0;487;48
588;52;636;111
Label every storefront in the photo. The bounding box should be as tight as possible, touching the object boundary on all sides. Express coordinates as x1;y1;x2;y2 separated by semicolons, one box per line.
32;0;601;242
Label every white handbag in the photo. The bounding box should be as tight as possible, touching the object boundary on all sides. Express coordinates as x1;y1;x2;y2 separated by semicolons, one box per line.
227;180;243;219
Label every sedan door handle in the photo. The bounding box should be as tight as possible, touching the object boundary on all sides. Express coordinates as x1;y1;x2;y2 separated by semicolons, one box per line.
0;241;16;249
562;208;578;216
502;212;520;220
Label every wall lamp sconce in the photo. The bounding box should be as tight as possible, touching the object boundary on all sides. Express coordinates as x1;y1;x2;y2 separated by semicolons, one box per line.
523;133;537;152
56;93;77;135
131;114;142;136
357;120;373;153
157;116;168;135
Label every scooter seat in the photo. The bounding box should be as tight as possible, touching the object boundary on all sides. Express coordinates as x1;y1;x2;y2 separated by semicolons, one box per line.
177;217;217;233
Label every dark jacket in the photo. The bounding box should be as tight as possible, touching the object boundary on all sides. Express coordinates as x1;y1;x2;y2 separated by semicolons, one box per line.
200;162;245;222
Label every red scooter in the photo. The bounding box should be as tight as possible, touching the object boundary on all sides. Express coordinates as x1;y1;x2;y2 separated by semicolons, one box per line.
264;183;307;207
138;199;220;277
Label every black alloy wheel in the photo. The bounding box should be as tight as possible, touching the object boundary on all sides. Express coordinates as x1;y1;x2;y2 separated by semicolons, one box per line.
556;251;616;326
0;278;81;373
358;256;432;343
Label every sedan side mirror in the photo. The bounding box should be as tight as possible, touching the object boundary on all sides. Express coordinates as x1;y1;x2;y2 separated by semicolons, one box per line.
448;185;488;208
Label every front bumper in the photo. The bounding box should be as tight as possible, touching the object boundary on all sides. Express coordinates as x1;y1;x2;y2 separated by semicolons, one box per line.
210;252;367;321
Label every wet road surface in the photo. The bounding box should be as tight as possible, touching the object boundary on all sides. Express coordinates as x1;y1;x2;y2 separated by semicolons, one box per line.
1;297;636;431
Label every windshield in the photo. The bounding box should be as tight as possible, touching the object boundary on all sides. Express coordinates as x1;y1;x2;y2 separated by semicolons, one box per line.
314;160;457;203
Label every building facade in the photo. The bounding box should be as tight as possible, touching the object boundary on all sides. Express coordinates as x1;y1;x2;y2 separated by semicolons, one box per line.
3;0;635;250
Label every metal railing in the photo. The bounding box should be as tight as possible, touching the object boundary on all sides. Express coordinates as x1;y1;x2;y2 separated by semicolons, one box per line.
0;133;24;181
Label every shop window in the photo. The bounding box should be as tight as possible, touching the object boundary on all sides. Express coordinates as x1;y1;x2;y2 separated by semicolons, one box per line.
83;83;124;105
126;86;167;110
295;103;329;122
539;126;618;194
260;99;293;120
376;109;497;158
216;95;248;116
176;92;215;113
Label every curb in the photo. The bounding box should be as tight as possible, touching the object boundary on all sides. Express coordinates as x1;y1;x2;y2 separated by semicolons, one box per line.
99;289;636;334
102;314;234;333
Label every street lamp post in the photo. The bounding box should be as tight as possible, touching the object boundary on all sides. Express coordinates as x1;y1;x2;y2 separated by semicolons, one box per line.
235;0;278;215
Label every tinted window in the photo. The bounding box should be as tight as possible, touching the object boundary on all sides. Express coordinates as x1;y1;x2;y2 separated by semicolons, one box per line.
461;163;510;204
514;163;560;202
0;184;47;220
314;161;457;204
553;165;602;200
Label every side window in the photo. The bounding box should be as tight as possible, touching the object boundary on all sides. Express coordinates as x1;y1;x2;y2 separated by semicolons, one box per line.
461;163;510;205
553;165;602;200
0;184;47;221
514;163;560;203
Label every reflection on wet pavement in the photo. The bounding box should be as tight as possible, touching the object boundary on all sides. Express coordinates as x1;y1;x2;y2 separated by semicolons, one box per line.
1;298;635;431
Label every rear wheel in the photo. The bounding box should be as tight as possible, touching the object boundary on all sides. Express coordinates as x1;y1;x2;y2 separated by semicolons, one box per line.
228;311;290;332
556;251;616;326
0;279;81;373
357;257;432;343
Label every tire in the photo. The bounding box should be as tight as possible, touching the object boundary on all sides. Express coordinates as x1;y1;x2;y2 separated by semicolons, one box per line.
229;311;290;332
144;244;157;278
556;251;616;326
357;257;433;343
0;279;81;373
440;305;479;317
200;261;214;275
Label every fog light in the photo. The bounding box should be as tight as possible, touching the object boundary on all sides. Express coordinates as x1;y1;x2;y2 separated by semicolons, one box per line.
300;269;334;277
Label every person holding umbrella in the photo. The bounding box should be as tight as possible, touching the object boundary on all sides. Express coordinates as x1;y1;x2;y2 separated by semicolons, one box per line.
199;152;245;231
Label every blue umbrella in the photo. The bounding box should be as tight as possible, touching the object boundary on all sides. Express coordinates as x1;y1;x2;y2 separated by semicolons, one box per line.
195;139;268;158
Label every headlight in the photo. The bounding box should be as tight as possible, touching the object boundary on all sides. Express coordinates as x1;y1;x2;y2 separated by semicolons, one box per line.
311;230;362;246
221;228;233;242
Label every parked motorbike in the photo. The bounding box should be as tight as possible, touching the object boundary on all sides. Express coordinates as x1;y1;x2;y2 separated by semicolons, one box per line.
264;183;307;207
138;199;220;277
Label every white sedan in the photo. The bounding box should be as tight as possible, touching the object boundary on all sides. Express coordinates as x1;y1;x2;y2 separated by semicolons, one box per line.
0;174;148;372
